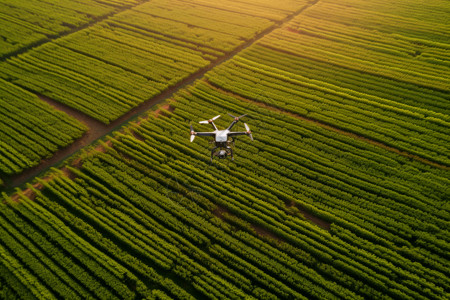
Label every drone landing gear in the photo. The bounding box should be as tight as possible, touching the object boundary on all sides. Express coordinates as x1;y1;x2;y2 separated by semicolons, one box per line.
210;146;217;163
228;146;234;161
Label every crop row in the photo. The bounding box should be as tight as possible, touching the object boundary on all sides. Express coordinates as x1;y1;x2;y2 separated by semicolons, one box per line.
288;15;449;63
131;0;274;40
0;190;165;299
260;32;448;92
0;79;86;177
178;0;305;21
168;88;450;271
242;45;450;115
303;1;449;43
55;30;200;83
0;0;309;125
274;26;448;81
0;0;140;58
205;59;450;166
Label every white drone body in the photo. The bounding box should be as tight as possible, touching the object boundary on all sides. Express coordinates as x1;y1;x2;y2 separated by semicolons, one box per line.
190;113;253;161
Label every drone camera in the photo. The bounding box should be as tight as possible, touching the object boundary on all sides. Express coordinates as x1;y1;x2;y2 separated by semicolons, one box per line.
218;150;227;159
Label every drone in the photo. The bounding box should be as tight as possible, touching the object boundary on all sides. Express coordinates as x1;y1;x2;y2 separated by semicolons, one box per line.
190;113;253;161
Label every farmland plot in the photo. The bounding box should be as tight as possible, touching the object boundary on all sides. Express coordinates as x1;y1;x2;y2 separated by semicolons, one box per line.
206;0;450;166
0;0;310;124
3;84;449;298
0;0;309;178
1;0;449;299
0;79;86;181
0;0;141;58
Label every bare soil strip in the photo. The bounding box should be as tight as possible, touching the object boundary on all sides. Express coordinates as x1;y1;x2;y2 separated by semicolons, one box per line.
205;81;450;170
286;201;331;230
213;205;287;241
6;1;320;190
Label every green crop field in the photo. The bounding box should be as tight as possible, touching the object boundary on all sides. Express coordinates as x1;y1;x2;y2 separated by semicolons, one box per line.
0;0;310;124
0;0;141;59
0;0;310;179
0;0;449;299
0;79;87;179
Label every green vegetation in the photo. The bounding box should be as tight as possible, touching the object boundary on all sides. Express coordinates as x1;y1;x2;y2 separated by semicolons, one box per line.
2;84;448;297
0;79;87;178
0;0;309;124
0;0;449;299
0;0;141;58
0;0;309;178
209;0;450;166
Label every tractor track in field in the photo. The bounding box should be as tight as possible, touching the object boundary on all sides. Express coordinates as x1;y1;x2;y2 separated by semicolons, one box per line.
4;0;320;190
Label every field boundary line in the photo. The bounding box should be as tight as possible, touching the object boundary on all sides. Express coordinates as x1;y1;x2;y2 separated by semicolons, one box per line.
5;0;321;190
204;80;450;170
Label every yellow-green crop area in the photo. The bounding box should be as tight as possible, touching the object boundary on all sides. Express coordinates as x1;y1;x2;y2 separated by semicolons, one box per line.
0;0;309;178
1;0;449;299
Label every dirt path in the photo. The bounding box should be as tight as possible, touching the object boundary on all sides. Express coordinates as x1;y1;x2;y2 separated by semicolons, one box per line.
6;1;320;190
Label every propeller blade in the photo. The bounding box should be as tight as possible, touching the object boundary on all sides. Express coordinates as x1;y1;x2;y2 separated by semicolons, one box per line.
228;113;247;120
190;124;196;142
244;123;254;141
199;115;220;124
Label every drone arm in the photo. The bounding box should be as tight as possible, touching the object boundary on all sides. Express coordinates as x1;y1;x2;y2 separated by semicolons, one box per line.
199;115;220;130
229;131;253;141
195;132;215;136
190;126;214;142
198;121;217;130
228;131;247;137
210;122;218;131
226;113;247;131
226;120;238;131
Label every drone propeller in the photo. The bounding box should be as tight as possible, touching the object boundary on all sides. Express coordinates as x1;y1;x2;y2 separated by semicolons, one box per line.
244;123;253;141
199;115;220;124
228;113;247;121
190;124;196;142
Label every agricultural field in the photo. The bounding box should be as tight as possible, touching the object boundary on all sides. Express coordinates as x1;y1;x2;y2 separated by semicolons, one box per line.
0;0;142;180
0;0;310;124
2;85;449;298
0;0;449;299
0;0;141;59
207;0;450;167
0;79;87;183
0;0;310;179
